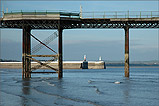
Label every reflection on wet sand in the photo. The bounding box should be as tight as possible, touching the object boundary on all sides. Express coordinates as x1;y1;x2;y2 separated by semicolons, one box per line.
21;78;30;106
123;78;130;104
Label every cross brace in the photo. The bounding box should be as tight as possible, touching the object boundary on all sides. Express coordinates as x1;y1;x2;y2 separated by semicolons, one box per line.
26;56;58;71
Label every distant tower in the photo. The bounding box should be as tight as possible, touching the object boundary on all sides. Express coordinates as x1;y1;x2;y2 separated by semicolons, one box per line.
80;5;82;18
84;55;86;61
99;56;102;61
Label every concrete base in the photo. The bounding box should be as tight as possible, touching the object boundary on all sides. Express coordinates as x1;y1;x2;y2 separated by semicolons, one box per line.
81;61;88;69
0;61;106;69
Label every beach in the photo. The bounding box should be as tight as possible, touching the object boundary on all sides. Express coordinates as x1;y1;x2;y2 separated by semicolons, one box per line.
0;67;159;106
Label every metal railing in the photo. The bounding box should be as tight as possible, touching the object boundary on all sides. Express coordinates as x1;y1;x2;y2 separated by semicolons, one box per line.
1;10;159;19
82;11;159;18
1;10;80;18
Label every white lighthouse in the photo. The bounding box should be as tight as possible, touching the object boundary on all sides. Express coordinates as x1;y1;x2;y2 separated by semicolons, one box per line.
99;56;102;61
84;55;86;61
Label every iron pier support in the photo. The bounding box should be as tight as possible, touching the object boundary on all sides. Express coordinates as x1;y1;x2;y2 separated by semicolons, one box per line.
58;21;63;79
124;26;129;77
22;26;31;78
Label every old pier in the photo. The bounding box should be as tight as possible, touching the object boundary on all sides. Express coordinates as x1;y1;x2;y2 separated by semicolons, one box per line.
0;11;159;78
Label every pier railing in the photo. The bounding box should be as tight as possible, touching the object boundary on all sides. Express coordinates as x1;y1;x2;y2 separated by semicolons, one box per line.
82;11;159;18
1;10;80;18
1;10;159;19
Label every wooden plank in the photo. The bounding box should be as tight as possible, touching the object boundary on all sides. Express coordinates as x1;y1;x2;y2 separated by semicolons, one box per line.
28;57;58;71
31;58;57;71
31;72;57;74
27;54;58;57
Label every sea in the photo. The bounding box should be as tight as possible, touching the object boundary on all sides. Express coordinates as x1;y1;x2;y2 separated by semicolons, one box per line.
0;67;159;106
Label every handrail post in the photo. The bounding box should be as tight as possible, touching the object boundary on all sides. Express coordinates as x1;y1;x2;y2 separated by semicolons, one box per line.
151;11;152;18
6;8;8;13
103;11;106;18
140;11;141;18
116;11;117;18
21;10;23;18
128;10;129;18
1;5;4;17
2;11;4;18
80;5;82;18
11;11;13;18
93;12;94;18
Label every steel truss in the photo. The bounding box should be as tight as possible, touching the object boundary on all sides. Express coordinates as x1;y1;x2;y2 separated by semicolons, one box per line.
1;18;159;29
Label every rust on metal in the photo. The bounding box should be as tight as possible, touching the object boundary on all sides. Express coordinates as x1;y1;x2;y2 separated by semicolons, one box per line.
28;32;57;54
31;57;57;71
58;20;63;79
22;30;58;77
124;25;129;77
22;26;31;78
31;31;58;54
27;56;58;71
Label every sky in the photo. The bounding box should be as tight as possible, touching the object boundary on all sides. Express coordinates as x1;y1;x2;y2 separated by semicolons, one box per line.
0;1;159;62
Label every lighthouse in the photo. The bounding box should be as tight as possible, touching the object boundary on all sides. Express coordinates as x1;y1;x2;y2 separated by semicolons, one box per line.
99;56;102;61
84;55;86;61
82;55;88;69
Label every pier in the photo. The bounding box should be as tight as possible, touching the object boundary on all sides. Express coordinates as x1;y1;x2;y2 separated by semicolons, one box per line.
0;11;159;79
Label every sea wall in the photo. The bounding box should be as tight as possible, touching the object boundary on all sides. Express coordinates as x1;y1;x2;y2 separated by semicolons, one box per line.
0;61;106;69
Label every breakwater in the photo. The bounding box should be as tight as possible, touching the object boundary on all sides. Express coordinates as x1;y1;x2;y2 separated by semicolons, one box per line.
0;61;106;69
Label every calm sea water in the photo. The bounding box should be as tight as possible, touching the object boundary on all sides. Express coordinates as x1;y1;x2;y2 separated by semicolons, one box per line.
0;67;159;106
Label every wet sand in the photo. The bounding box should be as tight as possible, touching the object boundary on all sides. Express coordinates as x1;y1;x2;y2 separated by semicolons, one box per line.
1;68;159;106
